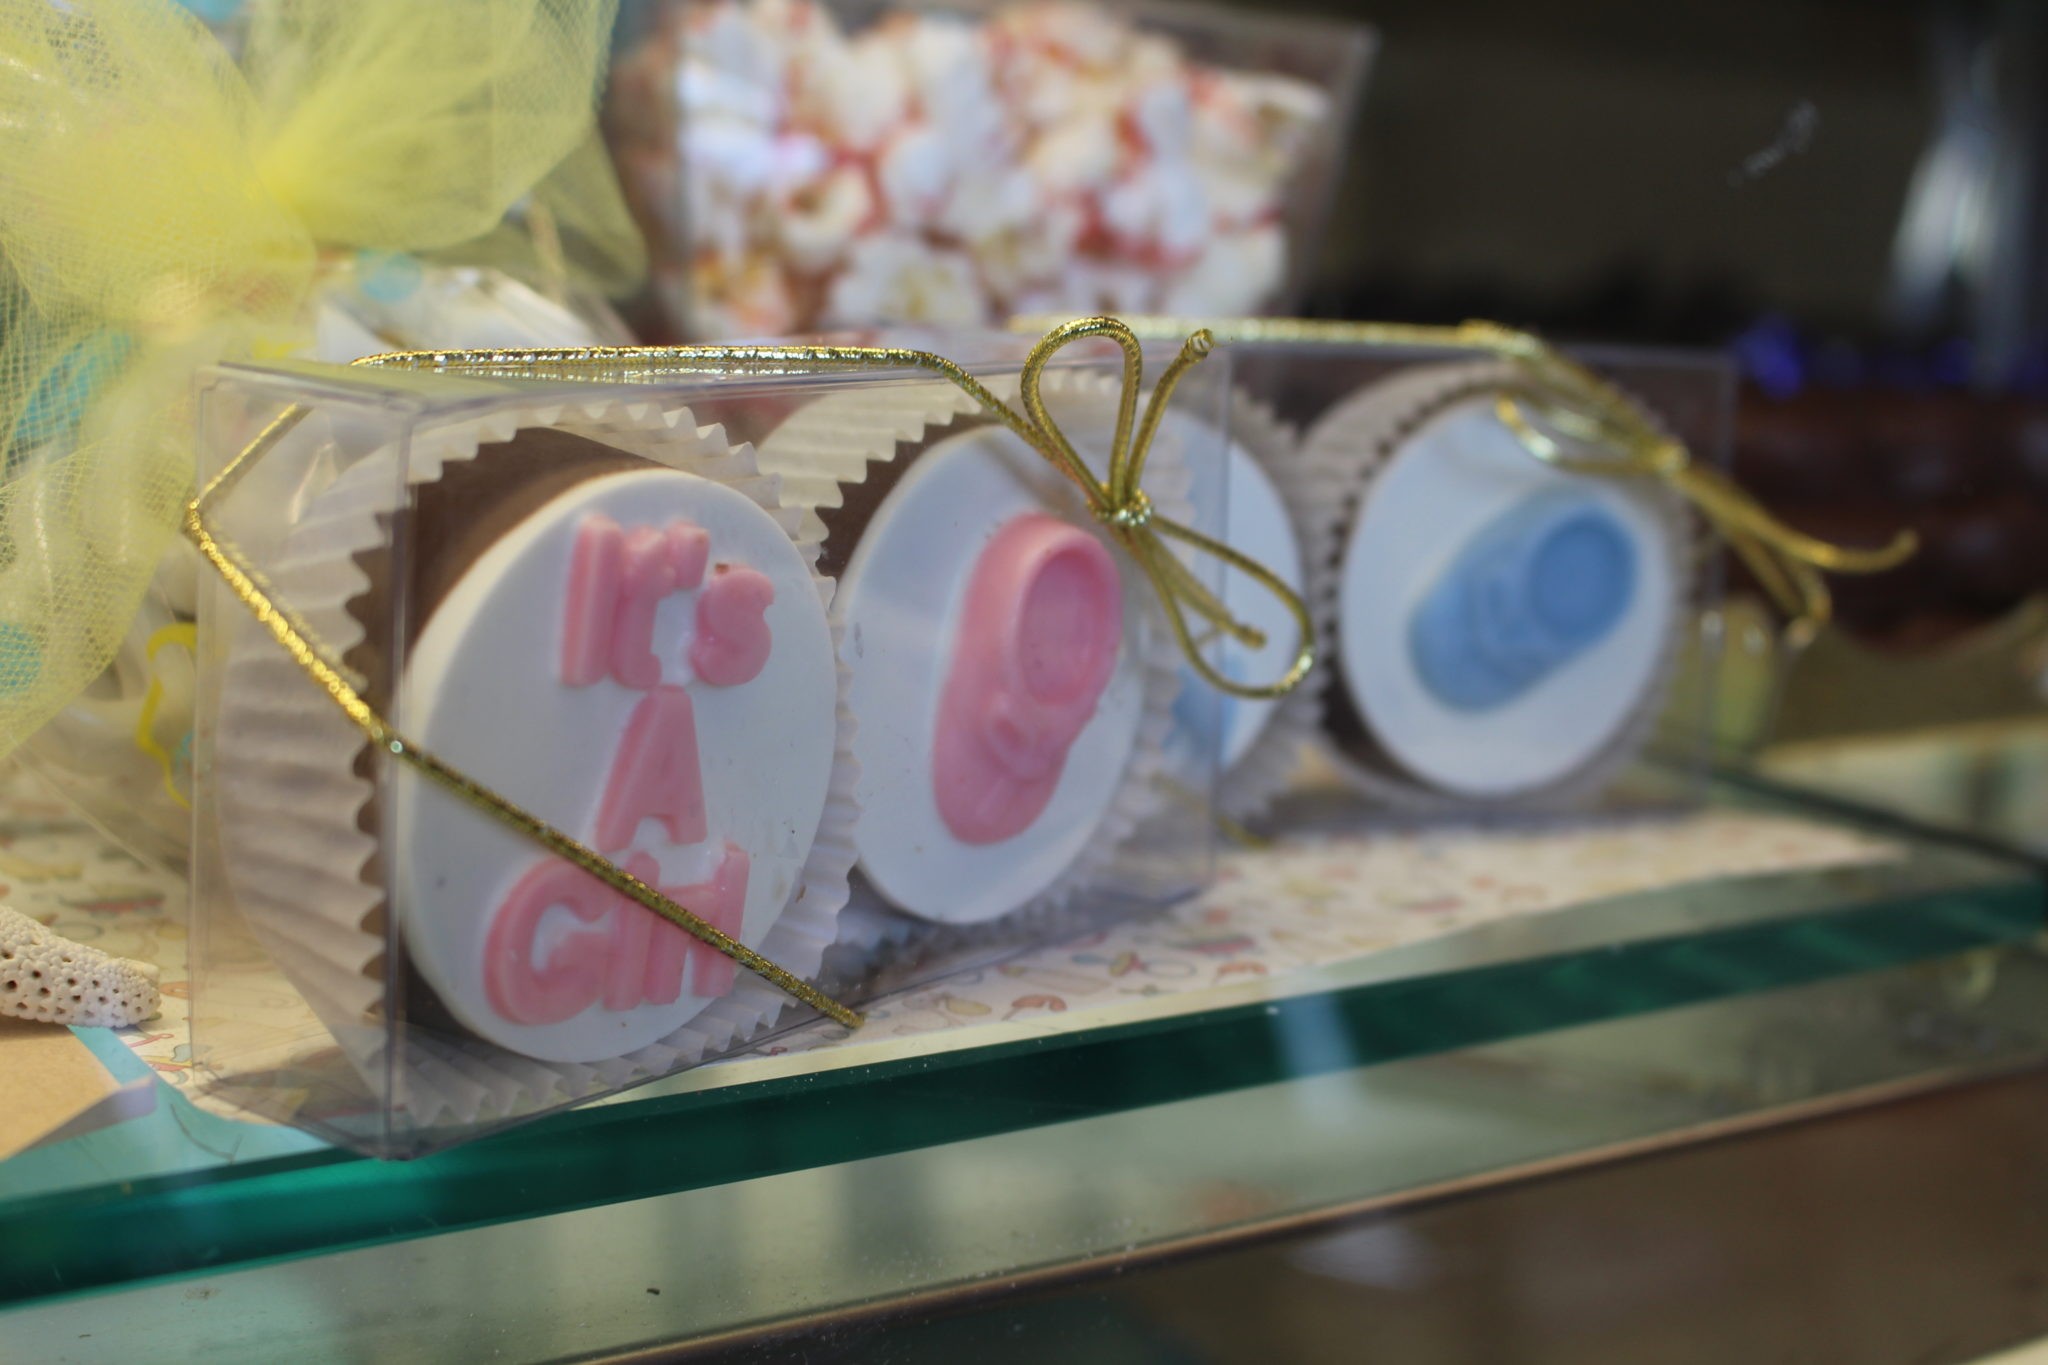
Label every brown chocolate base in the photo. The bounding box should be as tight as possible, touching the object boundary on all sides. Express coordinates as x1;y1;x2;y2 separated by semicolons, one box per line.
806;413;994;580
1305;475;1420;788
1320;657;1415;783
347;428;650;708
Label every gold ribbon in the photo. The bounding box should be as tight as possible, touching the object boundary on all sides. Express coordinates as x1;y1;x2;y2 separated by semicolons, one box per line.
1079;316;1917;646
188;318;1315;1034
350;318;1315;699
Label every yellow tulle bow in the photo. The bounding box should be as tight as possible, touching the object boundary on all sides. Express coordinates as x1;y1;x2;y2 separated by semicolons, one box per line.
0;0;633;759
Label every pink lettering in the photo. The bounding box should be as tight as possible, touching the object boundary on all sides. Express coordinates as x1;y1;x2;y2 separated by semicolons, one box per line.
560;516;711;689
518;521;772;1031
664;523;712;593
691;566;777;687
618;844;750;1003
561;515;624;687
602;856;660;1013
485;846;751;1024
594;685;707;851
484;859;615;1025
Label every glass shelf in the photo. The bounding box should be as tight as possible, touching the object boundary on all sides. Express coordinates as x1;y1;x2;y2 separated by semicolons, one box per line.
11;942;2048;1360
0;777;2039;1311
1755;719;2048;862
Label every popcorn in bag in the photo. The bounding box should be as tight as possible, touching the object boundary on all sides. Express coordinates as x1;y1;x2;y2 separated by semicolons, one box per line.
610;0;1341;337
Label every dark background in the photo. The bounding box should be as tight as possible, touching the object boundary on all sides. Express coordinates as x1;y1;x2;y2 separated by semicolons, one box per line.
1294;0;1988;351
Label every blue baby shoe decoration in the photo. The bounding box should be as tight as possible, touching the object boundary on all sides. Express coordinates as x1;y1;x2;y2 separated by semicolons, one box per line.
1409;489;1637;712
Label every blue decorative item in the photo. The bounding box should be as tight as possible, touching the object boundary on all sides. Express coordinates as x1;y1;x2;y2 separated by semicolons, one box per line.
13;331;135;454
354;250;424;305
175;0;245;25
1408;490;1636;712
0;622;40;695
1731;315;1807;399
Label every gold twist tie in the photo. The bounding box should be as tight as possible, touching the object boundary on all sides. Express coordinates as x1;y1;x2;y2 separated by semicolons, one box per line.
188;318;1315;1034
1076;316;1919;644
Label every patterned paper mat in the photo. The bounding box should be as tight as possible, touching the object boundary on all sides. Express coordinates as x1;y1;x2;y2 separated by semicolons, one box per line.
760;804;1901;1054
0;766;1896;1092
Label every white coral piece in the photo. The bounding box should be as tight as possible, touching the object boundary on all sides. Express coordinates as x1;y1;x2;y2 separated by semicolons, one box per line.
0;906;160;1028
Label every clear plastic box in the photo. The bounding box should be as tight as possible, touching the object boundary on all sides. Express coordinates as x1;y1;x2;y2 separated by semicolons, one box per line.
1207;332;1738;815
187;328;1233;1155
606;0;1373;338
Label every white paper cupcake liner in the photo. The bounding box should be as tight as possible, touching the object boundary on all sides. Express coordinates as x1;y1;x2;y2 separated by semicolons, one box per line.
212;397;859;1130
1299;359;1695;814
756;368;1190;965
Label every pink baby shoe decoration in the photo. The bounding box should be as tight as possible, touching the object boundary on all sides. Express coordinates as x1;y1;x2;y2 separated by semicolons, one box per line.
933;513;1123;845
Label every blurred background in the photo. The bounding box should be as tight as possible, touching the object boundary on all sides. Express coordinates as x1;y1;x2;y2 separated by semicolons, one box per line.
1304;0;1977;349
1296;0;2048;667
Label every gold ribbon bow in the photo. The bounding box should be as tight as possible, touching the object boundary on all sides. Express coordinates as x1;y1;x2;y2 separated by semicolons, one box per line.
1098;316;1917;647
189;318;1315;1034
1011;319;1317;699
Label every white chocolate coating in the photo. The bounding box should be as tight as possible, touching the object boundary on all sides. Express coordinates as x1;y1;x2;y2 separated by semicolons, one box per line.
396;468;839;1062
